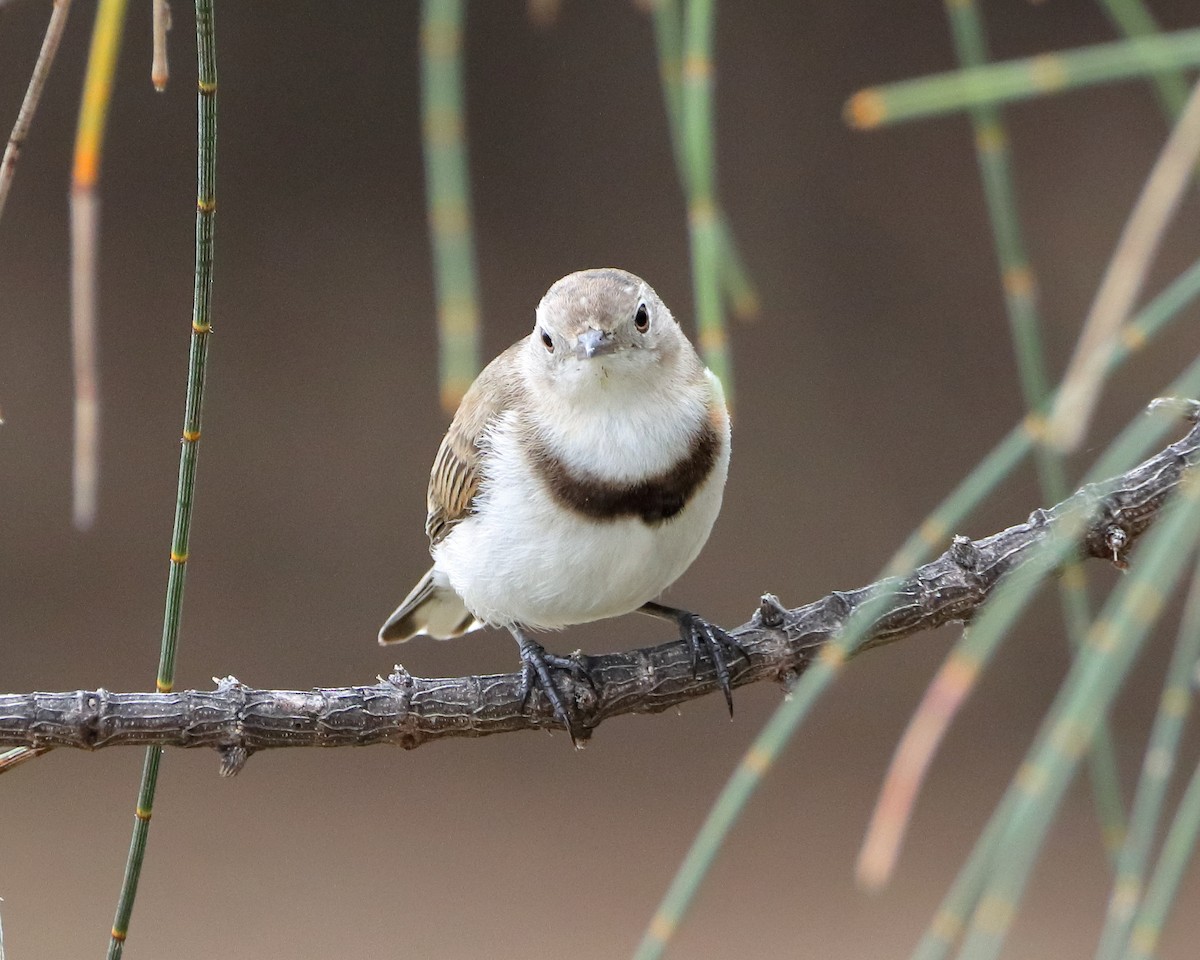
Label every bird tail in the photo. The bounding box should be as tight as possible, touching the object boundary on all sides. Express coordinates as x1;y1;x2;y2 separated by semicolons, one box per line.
378;567;481;643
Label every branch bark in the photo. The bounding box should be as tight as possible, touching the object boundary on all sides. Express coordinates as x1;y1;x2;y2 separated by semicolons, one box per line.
4;410;1200;774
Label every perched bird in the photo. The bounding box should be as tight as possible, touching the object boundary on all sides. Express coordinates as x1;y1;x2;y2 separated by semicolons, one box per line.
379;267;738;742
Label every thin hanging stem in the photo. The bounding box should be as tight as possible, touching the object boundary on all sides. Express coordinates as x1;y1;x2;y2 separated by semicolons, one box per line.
649;0;757;320
1122;756;1200;959
70;0;129;531
679;0;731;403
0;0;73;223
1093;557;1200;959
634;258;1200;958
1095;0;1190;119
953;485;1200;960
105;2;217;955
856;0;1125;890
421;0;481;413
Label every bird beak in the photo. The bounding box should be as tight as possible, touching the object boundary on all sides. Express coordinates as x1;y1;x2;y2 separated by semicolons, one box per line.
574;328;617;359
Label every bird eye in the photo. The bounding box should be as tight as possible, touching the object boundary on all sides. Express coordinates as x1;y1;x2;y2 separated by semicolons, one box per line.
634;303;650;333
540;328;554;352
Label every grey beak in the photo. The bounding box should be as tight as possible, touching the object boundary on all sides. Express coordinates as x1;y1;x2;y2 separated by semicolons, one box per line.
574;328;617;359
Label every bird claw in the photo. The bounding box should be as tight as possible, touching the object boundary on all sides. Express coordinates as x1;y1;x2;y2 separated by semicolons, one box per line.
514;633;587;746
674;612;746;717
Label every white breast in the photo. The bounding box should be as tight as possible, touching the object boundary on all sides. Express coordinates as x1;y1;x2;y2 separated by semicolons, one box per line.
432;371;730;630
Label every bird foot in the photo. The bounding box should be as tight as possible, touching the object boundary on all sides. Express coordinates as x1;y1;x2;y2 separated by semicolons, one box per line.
513;630;590;746
641;602;747;716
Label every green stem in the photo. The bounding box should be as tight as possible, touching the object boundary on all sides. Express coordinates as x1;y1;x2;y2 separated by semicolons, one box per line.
846;28;1200;129
955;472;1200;960
1095;0;1190;118
1122;755;1200;960
650;0;757;320
913;356;1200;960
635;254;1200;960
1094;558;1200;959
421;0;480;413
680;0;731;402
106;2;217;955
943;0;1125;866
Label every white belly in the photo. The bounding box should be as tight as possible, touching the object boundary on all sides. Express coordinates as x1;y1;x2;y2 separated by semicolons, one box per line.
432;418;729;630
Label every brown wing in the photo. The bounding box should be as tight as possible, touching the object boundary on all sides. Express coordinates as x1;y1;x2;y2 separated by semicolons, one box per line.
425;344;522;546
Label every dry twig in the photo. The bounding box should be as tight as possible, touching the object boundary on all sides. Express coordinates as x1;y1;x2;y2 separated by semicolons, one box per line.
3;409;1199;774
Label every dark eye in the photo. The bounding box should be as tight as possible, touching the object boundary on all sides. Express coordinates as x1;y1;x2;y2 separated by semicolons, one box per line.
634;303;650;333
540;328;554;352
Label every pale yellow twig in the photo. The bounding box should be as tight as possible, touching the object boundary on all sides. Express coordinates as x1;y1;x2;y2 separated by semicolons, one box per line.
1049;77;1200;451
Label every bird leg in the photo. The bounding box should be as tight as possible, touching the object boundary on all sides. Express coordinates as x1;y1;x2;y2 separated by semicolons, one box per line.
510;625;589;746
639;601;746;716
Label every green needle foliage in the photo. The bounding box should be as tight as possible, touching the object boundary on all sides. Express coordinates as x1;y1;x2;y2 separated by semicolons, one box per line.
679;0;731;403
1095;560;1200;959
942;0;1124;857
1096;0;1191;118
106;2;218;956
421;0;481;413
649;0;757;321
1124;754;1200;960
846;28;1200;130
955;446;1200;960
911;362;1200;960
636;245;1200;959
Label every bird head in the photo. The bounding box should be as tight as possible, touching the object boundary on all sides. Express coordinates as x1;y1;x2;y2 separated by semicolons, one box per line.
526;268;692;400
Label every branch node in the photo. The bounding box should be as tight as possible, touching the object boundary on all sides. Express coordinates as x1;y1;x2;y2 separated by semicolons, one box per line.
385;665;412;689
1105;524;1131;569
828;590;854;618
213;674;242;693
756;593;788;629
1028;506;1051;528
949;534;982;575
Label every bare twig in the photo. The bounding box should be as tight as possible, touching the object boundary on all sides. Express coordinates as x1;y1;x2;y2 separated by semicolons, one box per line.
0;0;73;222
3;411;1199;773
1049;77;1200;451
151;0;170;90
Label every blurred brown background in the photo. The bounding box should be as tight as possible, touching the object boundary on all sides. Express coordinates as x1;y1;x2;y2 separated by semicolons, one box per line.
2;2;1200;957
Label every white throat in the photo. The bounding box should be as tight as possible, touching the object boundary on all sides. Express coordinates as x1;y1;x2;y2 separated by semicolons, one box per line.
519;347;711;482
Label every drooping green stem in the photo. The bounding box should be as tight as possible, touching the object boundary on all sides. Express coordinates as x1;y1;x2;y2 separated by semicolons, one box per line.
846;28;1200;130
955;467;1200;960
106;2;217;955
1095;0;1190;119
679;0;731;403
421;0;480;413
650;0;757;320
911;359;1200;960
1093;558;1200;960
634;255;1200;960
943;0;1124;866
1122;755;1200;960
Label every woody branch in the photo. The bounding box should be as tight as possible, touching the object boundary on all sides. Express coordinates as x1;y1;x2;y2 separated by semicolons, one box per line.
4;407;1200;775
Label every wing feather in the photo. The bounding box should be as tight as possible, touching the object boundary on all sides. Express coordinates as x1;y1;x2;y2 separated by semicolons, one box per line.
425;344;522;546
